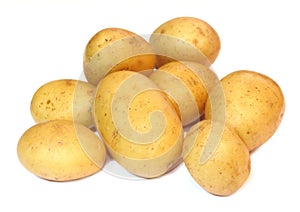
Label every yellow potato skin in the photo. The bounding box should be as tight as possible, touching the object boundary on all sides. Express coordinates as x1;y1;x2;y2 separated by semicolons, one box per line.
84;28;132;61
150;17;221;67
205;70;285;151
17;120;106;181
83;27;156;85
149;61;217;126
30;79;96;128
183;120;251;196
93;71;184;178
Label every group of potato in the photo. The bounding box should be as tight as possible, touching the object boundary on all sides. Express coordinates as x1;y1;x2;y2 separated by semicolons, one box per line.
17;17;285;196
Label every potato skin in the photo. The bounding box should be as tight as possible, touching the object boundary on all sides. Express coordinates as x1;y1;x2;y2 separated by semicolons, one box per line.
183;120;251;196
17;120;106;181
83;27;156;85
30;79;96;128
149;61;218;126
149;16;221;67
205;70;285;151
93;71;184;178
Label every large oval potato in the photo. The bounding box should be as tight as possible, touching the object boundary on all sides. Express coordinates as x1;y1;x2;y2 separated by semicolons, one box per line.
83;27;156;85
205;70;285;151
149;61;219;126
183;120;251;196
149;16;221;67
30;79;96;128
17;120;106;181
93;70;184;178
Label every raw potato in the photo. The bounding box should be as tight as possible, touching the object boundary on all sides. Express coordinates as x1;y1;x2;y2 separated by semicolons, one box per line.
149;16;221;67
149;61;218;126
17;120;106;181
30;79;96;128
205;70;285;151
183;120;251;196
93;70;184;178
83;27;156;85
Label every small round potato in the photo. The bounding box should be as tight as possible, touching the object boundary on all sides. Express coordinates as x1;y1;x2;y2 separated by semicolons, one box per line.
83;27;156;85
17;120;106;181
205;70;285;151
149;61;218;126
93;70;184;178
183;120;251;196
149;16;221;67
30;79;96;128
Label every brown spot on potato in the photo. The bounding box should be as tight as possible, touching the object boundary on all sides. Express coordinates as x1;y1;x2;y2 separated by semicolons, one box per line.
192;38;198;45
196;27;205;36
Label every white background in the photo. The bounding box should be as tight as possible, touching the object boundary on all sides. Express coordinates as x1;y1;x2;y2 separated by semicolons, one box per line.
1;0;299;211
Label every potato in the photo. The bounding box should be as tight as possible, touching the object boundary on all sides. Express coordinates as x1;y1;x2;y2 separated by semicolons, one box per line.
205;70;285;151
149;61;219;126
30;79;96;128
83;27;156;85
17;120;106;181
93;70;184;178
149;16;221;67
183;120;251;196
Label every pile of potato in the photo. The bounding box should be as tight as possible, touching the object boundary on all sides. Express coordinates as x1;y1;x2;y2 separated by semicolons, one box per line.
17;17;285;196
